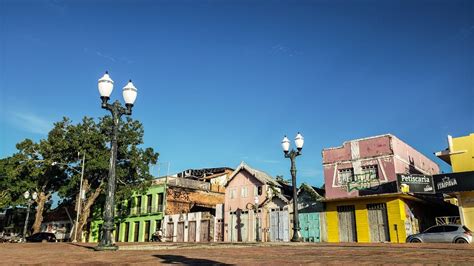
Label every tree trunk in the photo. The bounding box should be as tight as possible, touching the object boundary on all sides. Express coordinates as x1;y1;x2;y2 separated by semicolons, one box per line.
76;180;104;242
32;192;50;234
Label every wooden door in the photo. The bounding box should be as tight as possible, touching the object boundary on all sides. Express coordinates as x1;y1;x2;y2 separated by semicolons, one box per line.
124;222;130;242
115;223;120;242
134;222;140;242
177;222;185;242
215;219;224;242
368;203;390;243
299;213;321;242
188;221;196;242
200;220;210;242
240;213;248;242
337;205;357;242
144;221;150;242
166;222;174;241
270;211;279;242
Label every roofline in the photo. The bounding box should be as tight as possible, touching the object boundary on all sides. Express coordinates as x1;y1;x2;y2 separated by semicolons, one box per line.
322;134;394;151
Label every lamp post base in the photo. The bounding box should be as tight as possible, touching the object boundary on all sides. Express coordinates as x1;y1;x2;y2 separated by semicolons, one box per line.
291;230;303;242
94;245;119;251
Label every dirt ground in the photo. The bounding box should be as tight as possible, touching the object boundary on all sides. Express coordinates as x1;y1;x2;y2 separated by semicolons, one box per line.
1;242;473;265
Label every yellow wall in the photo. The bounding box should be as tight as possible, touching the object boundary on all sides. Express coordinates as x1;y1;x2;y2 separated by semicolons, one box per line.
458;191;474;231
451;133;474;172
448;134;474;231
326;197;407;243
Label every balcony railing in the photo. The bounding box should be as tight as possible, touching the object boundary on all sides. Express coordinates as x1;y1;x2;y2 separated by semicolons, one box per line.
116;205;163;216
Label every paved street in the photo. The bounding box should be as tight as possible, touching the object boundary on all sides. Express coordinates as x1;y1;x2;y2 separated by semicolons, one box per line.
1;242;473;265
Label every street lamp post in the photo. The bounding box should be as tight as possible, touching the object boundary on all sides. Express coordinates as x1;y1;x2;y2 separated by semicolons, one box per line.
52;152;86;243
281;132;304;242
254;196;260;242
246;196;260;242
95;71;137;251
22;191;38;242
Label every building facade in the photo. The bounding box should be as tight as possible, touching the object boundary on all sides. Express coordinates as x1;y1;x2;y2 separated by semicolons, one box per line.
323;134;447;243
435;133;474;230
224;162;292;242
89;183;166;242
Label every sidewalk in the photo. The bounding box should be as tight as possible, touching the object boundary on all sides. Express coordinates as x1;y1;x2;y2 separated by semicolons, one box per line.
1;242;473;265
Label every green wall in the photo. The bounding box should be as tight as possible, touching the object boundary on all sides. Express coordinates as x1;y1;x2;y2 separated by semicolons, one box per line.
89;183;166;242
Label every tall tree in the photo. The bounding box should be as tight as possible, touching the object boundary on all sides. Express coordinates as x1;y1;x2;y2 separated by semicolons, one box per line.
54;116;158;241
5;127;69;233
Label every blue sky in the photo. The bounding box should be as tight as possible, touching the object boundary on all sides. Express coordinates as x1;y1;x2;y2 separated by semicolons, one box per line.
1;0;473;188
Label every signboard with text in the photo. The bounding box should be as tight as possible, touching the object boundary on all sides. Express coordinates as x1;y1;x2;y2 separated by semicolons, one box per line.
397;174;435;194
433;171;474;193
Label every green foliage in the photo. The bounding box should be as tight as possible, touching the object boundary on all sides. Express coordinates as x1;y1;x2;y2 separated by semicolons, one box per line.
53;116;159;204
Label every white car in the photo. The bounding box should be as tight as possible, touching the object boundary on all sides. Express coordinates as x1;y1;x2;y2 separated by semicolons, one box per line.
406;224;472;244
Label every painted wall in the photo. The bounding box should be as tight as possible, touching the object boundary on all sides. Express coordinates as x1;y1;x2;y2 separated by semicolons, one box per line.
163;212;214;242
391;135;440;175
89;184;166;243
326;197;407;243
323;134;439;199
224;169;268;242
451;133;474;173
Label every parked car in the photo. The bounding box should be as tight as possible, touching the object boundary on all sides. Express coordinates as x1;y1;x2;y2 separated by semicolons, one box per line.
0;233;22;243
25;232;57;243
406;224;472;244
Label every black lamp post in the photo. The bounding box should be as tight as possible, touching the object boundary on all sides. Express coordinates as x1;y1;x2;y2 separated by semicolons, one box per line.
95;71;137;251
22;191;37;242
247;196;260;242
281;133;304;242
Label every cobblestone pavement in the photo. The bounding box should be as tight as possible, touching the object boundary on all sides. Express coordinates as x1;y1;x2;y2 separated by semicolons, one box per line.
1;242;473;265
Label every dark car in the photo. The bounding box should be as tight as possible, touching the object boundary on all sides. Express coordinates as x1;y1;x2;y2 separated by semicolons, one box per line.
26;232;57;243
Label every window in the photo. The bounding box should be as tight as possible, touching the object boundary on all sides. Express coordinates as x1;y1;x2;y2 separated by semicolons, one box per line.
241;186;248;198
361;165;378;180
424;226;444;233
255;186;263;196
230;188;236;199
147;195;152;213
445;226;458;232
338;168;354;184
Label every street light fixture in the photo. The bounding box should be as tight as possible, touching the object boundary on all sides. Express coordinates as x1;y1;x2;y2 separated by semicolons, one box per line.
96;71;137;251
281;132;304;242
22;190;38;242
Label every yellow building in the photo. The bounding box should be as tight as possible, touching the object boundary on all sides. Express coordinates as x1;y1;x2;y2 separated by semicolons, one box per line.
435;133;474;231
324;193;455;243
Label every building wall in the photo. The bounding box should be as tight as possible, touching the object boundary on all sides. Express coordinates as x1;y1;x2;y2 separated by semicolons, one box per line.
451;134;474;173
391;135;440;175
89;184;166;243
165;187;224;215
224;169;268;242
323;134;440;199
326;197;408;243
163;212;215;242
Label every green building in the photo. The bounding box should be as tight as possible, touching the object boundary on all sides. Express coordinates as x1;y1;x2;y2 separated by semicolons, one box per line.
88;182;166;243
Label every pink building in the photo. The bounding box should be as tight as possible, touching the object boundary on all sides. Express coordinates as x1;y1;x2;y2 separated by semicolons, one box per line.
224;162;291;242
323;134;440;199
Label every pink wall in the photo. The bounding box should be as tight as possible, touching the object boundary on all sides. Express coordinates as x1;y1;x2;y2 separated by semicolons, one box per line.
223;169;268;241
391;136;440;175
224;169;267;212
323;134;439;199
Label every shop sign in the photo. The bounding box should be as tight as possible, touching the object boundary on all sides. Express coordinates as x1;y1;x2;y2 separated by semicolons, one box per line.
397;174;435;194
433;171;474;193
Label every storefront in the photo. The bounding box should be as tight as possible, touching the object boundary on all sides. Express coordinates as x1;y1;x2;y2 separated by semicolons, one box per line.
325;193;420;243
433;171;474;231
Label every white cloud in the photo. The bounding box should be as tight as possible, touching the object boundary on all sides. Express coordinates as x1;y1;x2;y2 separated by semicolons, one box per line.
9;112;52;135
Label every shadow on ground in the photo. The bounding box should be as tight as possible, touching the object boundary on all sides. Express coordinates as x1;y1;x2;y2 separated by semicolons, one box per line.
153;255;233;265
